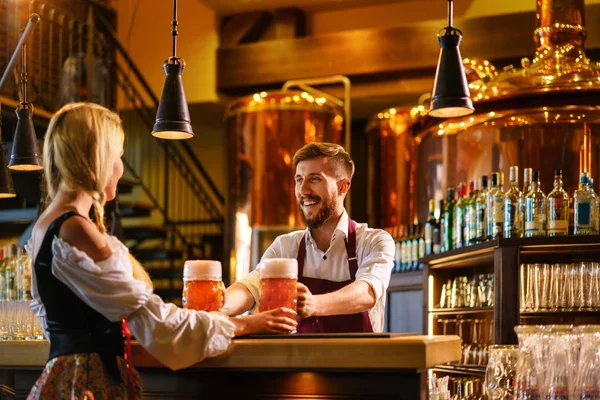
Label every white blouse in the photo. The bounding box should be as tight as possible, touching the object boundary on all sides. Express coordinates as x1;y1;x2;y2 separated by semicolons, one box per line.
27;234;236;371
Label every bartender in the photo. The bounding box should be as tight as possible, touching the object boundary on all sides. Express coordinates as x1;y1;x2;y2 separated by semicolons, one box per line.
225;142;394;333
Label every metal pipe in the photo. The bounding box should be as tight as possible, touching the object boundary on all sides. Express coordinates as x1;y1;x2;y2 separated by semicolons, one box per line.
282;75;352;213
0;13;40;93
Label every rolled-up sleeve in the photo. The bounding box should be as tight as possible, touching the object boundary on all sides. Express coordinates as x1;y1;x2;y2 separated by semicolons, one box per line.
355;230;394;302
50;236;236;370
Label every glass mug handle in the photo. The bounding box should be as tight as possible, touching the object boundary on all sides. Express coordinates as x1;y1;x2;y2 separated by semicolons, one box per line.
219;281;227;312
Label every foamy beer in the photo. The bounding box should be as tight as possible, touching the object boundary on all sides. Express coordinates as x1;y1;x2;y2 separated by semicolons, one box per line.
182;260;223;312
258;258;298;312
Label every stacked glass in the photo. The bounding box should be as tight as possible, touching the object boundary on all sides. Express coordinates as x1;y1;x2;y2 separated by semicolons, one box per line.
485;325;600;399
0;245;44;340
520;263;600;312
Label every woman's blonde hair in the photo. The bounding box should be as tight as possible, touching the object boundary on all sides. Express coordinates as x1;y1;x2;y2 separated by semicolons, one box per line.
44;103;153;290
43;103;124;234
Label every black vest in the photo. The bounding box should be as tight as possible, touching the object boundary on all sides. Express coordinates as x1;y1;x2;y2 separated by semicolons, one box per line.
34;211;124;382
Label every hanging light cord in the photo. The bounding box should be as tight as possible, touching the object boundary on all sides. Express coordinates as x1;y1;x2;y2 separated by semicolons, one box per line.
21;40;27;104
171;0;178;60
440;0;461;36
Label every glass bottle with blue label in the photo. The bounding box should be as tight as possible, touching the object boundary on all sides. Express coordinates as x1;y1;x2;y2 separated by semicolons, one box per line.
524;171;546;237
574;172;598;235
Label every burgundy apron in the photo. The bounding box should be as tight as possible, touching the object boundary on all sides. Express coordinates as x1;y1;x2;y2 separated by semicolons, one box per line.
296;219;373;333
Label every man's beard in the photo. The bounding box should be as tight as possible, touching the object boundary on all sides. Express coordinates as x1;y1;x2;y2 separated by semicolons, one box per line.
299;195;335;229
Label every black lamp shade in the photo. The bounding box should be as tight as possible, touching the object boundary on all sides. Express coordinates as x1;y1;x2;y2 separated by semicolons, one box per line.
8;104;43;171
429;32;474;118
152;61;194;140
0;145;16;198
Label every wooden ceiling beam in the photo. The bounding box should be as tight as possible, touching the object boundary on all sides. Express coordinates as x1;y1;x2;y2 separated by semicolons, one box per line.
219;11;272;48
274;8;306;39
217;4;600;92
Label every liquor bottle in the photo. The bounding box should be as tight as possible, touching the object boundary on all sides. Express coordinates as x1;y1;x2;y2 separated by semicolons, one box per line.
519;168;532;228
574;172;598;235
465;180;477;245
434;200;444;254
522;168;533;194
486;173;498;239
408;224;421;271
442;188;456;252
591;178;600;234
393;227;402;272
424;199;436;256
454;182;467;248
400;225;410;271
546;169;569;236
492;172;504;238
417;223;425;269
524;171;546;237
504;166;523;238
475;175;488;242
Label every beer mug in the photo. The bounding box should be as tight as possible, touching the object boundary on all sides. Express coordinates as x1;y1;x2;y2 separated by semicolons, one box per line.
258;258;298;313
182;260;224;312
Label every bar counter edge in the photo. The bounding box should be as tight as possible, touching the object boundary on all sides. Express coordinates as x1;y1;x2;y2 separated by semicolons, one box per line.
1;335;461;400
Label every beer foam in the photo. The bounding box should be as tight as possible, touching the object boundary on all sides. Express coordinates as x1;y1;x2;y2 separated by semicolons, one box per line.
184;260;222;281
260;258;298;279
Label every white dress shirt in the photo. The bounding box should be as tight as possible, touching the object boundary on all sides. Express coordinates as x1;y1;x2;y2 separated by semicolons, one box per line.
27;234;235;371
238;210;394;332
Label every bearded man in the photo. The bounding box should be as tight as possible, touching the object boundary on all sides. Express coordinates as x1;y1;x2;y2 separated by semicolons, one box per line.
224;143;394;333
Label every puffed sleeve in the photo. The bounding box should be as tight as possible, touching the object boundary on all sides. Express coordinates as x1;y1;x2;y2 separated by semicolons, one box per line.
50;236;236;370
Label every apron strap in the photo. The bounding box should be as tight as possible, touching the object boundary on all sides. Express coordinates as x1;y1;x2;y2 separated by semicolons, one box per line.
345;219;358;280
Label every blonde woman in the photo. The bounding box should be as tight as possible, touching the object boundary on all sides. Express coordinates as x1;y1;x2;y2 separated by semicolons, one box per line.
26;103;296;399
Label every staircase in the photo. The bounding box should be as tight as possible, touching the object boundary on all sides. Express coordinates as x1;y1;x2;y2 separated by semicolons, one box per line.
0;0;225;303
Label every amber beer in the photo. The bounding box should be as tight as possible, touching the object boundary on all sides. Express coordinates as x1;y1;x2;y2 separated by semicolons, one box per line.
182;260;223;312
258;258;298;312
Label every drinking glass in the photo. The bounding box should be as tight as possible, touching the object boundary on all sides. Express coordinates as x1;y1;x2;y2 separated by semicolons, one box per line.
182;260;224;312
580;262;595;310
534;263;550;311
258;258;298;312
484;345;519;399
543;325;577;399
567;263;582;311
549;264;567;311
514;325;544;400
520;264;535;312
574;325;600;399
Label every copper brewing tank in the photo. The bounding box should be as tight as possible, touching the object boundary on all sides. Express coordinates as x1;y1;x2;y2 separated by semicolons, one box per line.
225;91;344;282
412;0;600;221
366;108;419;230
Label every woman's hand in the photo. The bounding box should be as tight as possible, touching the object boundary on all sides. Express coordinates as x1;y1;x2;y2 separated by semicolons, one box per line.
231;307;297;337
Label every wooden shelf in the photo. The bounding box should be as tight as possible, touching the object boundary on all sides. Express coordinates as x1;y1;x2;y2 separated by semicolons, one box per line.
418;240;497;270
520;310;600;317
429;307;494;315
430;363;486;376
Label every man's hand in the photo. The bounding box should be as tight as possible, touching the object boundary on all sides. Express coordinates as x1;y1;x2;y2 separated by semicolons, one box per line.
297;282;320;318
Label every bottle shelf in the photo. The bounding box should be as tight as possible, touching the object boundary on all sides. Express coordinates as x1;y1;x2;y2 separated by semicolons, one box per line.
429;307;494;315
520;310;600;317
430;363;486;376
418;235;600;270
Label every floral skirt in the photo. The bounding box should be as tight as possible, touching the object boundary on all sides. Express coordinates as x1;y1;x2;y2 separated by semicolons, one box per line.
27;353;142;400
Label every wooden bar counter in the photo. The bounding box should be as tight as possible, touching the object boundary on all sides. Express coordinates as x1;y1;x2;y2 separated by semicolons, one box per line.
0;334;460;399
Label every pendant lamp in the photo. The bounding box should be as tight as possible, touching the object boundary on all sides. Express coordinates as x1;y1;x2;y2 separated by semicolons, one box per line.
428;0;474;118
151;0;194;140
0;140;16;198
8;38;43;171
